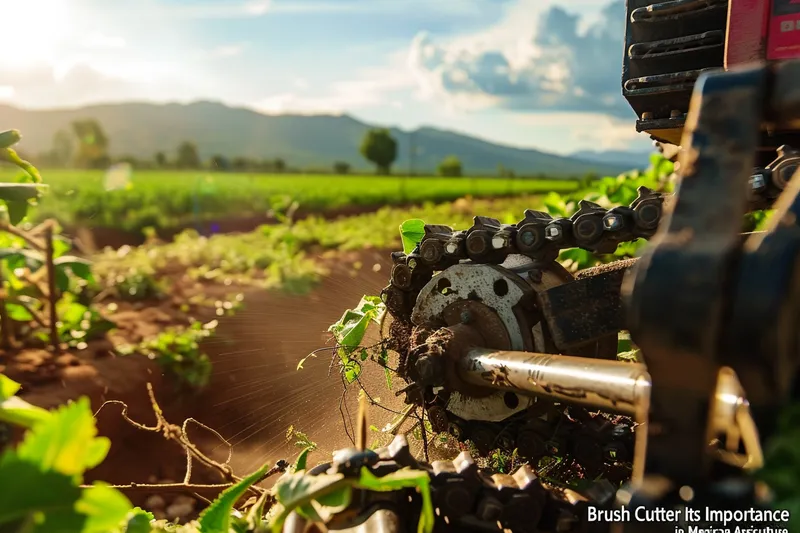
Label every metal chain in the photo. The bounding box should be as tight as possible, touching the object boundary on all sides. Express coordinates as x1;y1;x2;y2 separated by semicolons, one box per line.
374;187;669;482
300;434;618;533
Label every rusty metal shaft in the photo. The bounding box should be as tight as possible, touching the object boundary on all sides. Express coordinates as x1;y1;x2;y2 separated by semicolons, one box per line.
457;348;651;416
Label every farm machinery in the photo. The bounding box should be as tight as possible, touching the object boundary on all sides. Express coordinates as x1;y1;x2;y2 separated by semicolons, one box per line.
280;2;800;532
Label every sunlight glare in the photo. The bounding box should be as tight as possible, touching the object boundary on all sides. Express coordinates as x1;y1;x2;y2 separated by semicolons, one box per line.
2;0;71;66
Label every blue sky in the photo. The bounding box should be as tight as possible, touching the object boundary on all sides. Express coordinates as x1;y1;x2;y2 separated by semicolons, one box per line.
0;0;651;155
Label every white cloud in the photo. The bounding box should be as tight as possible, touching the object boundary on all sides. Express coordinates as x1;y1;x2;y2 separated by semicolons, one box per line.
513;112;645;151
211;44;246;58
82;32;127;49
253;54;415;114
407;0;630;117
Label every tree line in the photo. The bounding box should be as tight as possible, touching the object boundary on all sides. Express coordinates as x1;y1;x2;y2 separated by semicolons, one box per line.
33;119;485;178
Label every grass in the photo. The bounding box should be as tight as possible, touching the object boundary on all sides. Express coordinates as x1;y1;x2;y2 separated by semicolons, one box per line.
93;194;550;296
0;167;580;233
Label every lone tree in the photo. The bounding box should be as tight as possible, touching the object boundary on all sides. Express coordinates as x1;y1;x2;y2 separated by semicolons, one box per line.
154;151;167;168
333;161;351;175
71;119;109;168
438;155;463;177
176;141;200;169
360;128;397;175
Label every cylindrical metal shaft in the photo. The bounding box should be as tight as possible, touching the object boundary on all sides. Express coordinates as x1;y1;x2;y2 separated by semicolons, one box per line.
457;348;652;416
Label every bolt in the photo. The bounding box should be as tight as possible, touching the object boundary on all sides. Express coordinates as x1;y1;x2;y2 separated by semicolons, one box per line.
460;310;472;324
445;242;459;255
545;224;562;241
641;111;654;120
603;214;622;231
491;234;508;249
408;258;418;269
750;173;766;191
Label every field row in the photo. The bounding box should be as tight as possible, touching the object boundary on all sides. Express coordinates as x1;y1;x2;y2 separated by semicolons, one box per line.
0;168;581;232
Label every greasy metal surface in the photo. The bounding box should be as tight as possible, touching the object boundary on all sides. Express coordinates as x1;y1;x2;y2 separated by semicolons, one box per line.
412;264;530;350
625;65;766;483
537;261;633;352
457;348;651;416
623;0;727;141
722;161;800;432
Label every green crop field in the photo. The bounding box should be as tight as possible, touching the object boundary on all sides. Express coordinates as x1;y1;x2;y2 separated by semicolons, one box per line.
0;167;581;232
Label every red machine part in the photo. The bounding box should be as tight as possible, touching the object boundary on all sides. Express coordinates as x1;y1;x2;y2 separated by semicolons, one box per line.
727;0;800;66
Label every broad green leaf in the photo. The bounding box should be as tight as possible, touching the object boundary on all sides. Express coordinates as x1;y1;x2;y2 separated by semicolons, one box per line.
0;395;52;428
75;482;132;533
121;508;154;533
271;471;349;533
0;456;85;530
6;200;28;225
16;396;110;479
0;247;45;270
0;374;20;400
310;487;352;522
198;461;271;532
0;182;43;203
357;467;434;533
6;302;34;322
399;219;425;254
0;130;21;149
52;236;72;258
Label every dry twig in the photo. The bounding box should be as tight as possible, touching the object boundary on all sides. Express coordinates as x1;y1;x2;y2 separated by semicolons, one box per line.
85;383;288;502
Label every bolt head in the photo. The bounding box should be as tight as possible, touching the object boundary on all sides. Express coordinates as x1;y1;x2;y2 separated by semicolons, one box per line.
445;242;459;255
460;310;472;324
603;214;622;231
750;173;766;191
545;225;562;240
491;235;507;249
408;258;417;269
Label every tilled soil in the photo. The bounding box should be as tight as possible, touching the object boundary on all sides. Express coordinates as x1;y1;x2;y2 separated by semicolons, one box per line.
4;247;409;511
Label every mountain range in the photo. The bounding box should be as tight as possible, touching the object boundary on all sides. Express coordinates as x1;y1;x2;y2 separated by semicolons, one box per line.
0;101;650;176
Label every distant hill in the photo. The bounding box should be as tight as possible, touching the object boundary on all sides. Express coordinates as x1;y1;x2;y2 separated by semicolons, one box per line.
569;149;653;170
0;101;636;176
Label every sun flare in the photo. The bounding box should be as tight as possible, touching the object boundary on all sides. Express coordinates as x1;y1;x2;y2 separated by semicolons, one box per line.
2;0;72;66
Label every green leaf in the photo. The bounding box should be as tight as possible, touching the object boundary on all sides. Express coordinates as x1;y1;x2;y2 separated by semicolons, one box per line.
0;149;43;183
245;491;271;530
294;446;312;472
0;395;52;428
356;467;434;533
16;396;110;479
271;472;350;533
0;130;21;149
344;360;361;383
0;182;43;203
0;374;20;400
52;236;72;259
6;302;34;322
121;508;154;533
198;461;271;532
6;200;28;225
0;456;85;530
74;482;132;533
0;247;45;270
399;219;425;254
